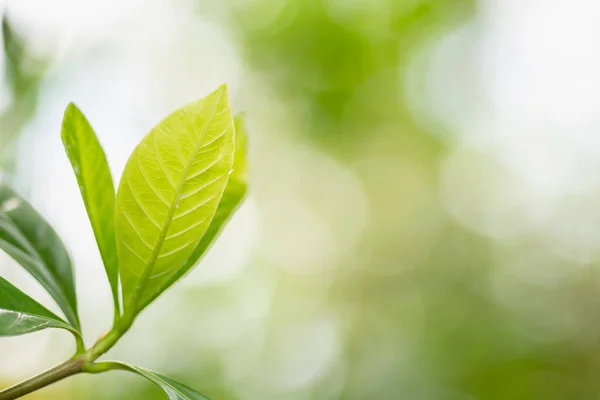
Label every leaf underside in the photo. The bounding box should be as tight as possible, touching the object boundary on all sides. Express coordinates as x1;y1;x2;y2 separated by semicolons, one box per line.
139;113;248;310
0;276;75;336
115;85;235;314
0;185;80;330
61;103;120;311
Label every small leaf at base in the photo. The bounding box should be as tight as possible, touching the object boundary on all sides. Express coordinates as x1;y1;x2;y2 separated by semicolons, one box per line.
0;276;78;337
0;185;80;329
107;362;213;400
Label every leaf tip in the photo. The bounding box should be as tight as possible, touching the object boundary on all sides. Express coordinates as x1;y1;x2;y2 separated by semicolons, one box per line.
64;102;81;117
61;103;77;142
210;83;230;103
1;12;10;44
216;83;228;93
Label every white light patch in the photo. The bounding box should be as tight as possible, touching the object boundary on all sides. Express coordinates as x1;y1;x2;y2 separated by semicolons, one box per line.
1;197;21;213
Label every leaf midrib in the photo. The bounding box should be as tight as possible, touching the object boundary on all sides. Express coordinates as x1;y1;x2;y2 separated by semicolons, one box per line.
0;307;66;327
4;313;51;332
128;90;225;312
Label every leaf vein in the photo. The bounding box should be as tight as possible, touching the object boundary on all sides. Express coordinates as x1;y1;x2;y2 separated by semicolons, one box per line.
153;132;177;190
180;173;225;200
184;151;227;182
136;154;171;207
173;191;221;221
163;216;208;241
118;204;155;250
127;166;163;229
156;237;199;260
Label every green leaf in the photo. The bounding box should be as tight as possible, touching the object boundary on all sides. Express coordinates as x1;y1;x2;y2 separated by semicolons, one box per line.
108;362;213;399
0;185;80;330
0;276;77;336
115;85;235;315
61;103;120;313
139;113;248;310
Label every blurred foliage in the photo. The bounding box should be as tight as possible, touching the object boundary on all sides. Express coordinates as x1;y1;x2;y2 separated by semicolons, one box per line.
227;0;474;152
0;13;49;173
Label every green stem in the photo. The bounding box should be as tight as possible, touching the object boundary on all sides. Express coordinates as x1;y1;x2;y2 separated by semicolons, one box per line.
113;301;121;326
0;358;84;400
0;317;133;400
74;333;86;354
83;361;126;374
89;314;133;359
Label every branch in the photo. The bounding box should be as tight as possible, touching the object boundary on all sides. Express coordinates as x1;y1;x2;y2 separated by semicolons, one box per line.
0;318;132;399
0;358;84;400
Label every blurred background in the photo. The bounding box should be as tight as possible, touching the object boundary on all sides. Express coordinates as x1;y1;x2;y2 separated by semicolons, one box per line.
2;0;600;399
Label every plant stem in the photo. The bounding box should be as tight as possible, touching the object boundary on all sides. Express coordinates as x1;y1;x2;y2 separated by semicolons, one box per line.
0;316;133;400
88;326;125;360
75;333;86;354
112;301;121;326
83;361;125;374
0;358;84;400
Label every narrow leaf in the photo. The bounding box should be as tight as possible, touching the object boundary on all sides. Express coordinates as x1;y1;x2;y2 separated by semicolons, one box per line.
0;276;77;336
108;362;212;399
140;113;248;310
115;85;235;315
61;103;119;312
0;185;80;329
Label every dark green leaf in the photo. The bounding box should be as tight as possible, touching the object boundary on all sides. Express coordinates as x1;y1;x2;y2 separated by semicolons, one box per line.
0;275;77;336
115;85;235;315
61;103;119;312
0;185;80;330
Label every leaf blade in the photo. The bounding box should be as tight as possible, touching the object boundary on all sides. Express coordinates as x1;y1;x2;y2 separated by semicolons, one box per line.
0;185;80;329
139;113;248;310
0;276;76;337
115;85;235;314
108;362;213;400
61;103;120;313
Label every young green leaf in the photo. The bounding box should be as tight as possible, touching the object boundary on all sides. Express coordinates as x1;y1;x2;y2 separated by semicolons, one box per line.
139;113;248;310
61;103;120;315
0;185;80;330
115;85;235;315
0;276;78;337
102;362;212;399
